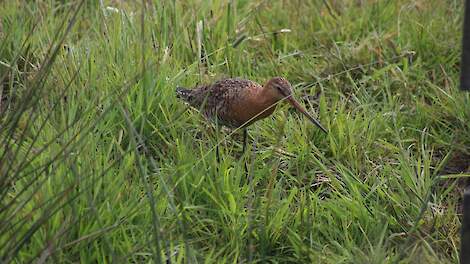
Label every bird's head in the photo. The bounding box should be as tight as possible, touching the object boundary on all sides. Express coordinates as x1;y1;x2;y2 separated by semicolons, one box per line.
266;77;293;100
265;77;328;134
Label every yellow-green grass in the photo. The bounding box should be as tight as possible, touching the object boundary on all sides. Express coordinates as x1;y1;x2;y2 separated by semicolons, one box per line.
0;0;468;262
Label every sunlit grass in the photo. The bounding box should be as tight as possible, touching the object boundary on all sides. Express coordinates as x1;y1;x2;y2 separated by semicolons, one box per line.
0;0;469;263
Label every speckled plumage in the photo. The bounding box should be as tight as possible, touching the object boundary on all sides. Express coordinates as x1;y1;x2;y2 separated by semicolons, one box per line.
176;78;276;128
176;77;327;133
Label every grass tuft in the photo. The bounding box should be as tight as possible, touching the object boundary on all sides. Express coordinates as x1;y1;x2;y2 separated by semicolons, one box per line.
0;0;468;262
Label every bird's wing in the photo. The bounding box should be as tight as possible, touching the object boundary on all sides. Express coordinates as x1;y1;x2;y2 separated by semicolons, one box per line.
188;78;261;128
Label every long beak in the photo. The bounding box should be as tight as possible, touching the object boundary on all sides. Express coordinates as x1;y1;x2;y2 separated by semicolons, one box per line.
287;97;328;134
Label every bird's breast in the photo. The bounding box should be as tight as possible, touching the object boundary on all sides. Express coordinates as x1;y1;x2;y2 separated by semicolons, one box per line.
226;93;278;127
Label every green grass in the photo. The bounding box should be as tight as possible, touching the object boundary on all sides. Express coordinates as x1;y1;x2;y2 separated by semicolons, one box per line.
1;0;469;262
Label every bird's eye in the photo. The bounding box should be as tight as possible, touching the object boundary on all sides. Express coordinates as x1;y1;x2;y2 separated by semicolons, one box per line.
275;85;285;95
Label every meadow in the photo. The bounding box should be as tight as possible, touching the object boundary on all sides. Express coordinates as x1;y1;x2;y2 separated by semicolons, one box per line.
1;0;469;263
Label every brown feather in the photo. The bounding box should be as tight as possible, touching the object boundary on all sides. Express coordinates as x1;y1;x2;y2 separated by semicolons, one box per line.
176;77;327;133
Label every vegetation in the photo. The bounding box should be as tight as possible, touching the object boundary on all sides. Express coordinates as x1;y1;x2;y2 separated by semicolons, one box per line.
1;0;469;262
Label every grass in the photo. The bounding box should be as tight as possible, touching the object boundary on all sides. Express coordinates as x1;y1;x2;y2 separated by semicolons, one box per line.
0;0;469;262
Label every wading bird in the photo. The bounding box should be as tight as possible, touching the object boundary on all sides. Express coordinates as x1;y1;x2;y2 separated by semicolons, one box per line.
176;77;327;157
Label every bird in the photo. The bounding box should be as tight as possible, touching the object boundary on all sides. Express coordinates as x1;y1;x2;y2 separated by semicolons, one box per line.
176;77;327;159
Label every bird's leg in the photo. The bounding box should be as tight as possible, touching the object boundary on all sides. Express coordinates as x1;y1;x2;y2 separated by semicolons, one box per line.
242;128;248;153
216;125;221;165
243;128;248;175
216;145;220;164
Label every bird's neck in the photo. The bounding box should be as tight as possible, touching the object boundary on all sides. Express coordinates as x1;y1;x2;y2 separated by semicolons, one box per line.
257;86;280;110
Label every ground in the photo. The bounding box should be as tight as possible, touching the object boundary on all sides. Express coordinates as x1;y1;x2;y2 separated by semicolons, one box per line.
0;0;469;263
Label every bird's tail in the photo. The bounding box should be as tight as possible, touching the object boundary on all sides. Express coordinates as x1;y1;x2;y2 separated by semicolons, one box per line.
176;87;192;101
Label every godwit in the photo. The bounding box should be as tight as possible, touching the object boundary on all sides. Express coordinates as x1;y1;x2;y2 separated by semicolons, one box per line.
176;77;327;156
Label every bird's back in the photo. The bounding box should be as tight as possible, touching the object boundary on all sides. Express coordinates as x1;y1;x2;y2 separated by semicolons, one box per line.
176;78;262;127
